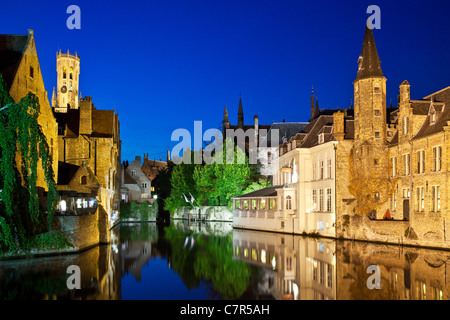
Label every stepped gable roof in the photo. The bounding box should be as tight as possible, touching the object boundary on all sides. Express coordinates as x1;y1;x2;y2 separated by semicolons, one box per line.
0;33;29;90
233;185;283;198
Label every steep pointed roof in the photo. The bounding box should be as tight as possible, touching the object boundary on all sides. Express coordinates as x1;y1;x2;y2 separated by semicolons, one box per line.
355;25;384;81
237;96;244;128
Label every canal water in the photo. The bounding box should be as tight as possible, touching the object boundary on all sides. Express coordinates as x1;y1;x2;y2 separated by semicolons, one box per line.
0;220;449;300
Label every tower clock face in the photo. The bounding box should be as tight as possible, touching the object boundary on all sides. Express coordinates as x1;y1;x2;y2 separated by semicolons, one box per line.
61;85;67;93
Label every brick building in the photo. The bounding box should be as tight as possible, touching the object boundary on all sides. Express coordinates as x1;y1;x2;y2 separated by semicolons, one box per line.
0;30;59;190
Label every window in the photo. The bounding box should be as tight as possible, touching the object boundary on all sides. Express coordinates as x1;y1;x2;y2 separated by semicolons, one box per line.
403;154;410;175
268;152;272;164
327;159;332;179
432;186;441;212
374;109;381;116
318;134;324;144
30;66;34;78
326;189;332;212
417;150;425;173
417;187;425;212
431;112;436;123
375;131;380;139
312;190;317;212
142;182;148;189
402;117;409;135
286;196;292;210
319;189;324;212
70;67;73;80
235;200;241;209
251;199;258;210
63;67;67;79
320;161;324;180
260;199;266;210
374;83;380;93
243;200;249;209
312;162;317;180
327;264;333;288
81;176;87;185
131;170;136;176
403;189;410;198
391;157;397;177
269;199;276;210
433;146;442;171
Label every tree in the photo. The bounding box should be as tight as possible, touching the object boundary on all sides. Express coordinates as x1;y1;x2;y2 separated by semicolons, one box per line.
164;152;198;214
0;75;58;253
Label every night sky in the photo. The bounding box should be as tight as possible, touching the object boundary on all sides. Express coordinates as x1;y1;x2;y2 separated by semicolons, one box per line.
1;0;449;162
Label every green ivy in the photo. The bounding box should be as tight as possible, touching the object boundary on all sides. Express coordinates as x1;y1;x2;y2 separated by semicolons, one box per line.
0;74;58;253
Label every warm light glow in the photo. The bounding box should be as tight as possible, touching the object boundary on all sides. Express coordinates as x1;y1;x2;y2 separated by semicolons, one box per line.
58;200;67;212
261;249;267;264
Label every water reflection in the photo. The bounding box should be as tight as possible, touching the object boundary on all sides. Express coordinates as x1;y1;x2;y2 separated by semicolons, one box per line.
1;221;450;300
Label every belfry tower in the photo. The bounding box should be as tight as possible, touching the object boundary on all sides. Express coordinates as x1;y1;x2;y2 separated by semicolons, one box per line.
53;49;80;113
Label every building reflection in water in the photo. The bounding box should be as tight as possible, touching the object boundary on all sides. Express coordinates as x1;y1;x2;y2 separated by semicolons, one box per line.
1;222;450;300
232;229;336;300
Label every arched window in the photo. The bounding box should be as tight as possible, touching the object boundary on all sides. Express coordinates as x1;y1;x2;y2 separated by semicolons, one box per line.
70;67;73;80
63;67;67;79
286;196;292;210
81;176;87;185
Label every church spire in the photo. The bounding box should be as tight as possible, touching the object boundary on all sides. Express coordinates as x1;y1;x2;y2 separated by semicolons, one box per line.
238;95;244;128
355;25;384;82
222;104;230;130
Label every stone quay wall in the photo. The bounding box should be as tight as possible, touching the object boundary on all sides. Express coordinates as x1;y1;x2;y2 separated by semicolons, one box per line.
173;206;233;222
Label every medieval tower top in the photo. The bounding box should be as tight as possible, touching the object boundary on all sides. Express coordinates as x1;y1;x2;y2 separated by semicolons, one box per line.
53;49;80;113
353;24;387;145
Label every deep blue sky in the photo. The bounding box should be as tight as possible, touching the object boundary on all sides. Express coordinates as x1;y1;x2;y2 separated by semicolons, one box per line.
1;0;449;162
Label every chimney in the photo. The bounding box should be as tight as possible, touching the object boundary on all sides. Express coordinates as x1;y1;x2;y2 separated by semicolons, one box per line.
135;156;141;166
333;111;345;141
167;150;171;162
79;97;92;135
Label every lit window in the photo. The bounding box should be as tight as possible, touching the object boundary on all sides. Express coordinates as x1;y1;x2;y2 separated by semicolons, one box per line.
251;199;258;210
243;200;249;209
235;200;241;209
319;189;324;212
58;200;67;212
260;199;266;210
286;196;292;210
269;199;276;210
433;146;442;171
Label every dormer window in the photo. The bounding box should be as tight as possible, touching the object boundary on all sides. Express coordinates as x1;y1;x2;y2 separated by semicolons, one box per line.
431;112;436;124
318;133;324;144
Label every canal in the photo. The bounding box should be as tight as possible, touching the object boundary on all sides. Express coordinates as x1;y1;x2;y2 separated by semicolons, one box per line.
0;220;449;300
